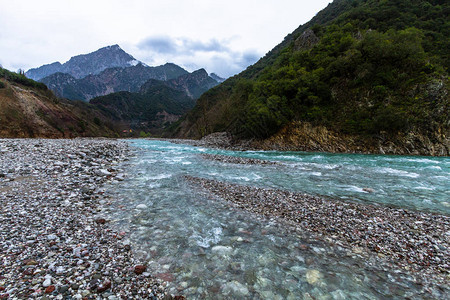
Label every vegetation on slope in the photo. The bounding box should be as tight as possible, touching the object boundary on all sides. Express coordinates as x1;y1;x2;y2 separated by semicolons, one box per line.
174;0;449;154
0;67;118;138
90;83;195;135
0;68;48;90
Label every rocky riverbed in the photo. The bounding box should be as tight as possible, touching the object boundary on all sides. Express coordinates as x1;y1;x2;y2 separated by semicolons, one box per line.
0;139;174;299
185;175;450;294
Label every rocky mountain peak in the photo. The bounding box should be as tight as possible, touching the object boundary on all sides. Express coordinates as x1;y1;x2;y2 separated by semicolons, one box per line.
26;45;141;81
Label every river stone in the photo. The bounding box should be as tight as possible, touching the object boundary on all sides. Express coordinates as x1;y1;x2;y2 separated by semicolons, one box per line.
211;245;233;255
97;169;111;176
43;278;52;287
306;269;322;285
136;204;148;209
222;281;249;296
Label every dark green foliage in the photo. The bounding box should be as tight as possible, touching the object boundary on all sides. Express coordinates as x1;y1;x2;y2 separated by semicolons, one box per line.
0;67;48;90
0;81;5;89
93;117;101;126
179;0;449;140
90;84;195;133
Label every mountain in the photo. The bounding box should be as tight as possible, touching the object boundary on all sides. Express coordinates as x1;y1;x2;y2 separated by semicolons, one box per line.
88;69;218;135
40;62;189;101
26;45;139;80
0;67;117;138
140;68;219;99
210;73;226;83
90;82;195;135
172;0;449;156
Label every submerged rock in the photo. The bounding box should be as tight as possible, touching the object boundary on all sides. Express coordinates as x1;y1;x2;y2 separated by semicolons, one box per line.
211;245;233;256
136;204;148;209
305;269;322;285
222;281;249;296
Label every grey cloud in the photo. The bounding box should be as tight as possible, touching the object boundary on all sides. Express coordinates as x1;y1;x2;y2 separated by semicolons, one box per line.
239;50;260;66
138;35;229;55
182;38;228;53
136;35;263;78
138;36;177;54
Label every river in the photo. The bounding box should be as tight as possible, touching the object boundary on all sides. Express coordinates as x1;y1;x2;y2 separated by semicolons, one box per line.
102;139;449;299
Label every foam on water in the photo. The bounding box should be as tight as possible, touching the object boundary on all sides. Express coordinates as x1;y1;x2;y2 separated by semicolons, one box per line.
193;227;223;248
343;185;368;193
145;174;172;180
376;167;420;178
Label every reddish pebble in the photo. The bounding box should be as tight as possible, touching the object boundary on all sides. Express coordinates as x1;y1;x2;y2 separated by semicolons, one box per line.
45;285;55;293
97;280;111;293
23;268;34;276
0;287;4;291
134;265;146;275
95;218;106;224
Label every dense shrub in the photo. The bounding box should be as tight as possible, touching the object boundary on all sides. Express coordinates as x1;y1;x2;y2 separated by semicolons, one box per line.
0;67;48;90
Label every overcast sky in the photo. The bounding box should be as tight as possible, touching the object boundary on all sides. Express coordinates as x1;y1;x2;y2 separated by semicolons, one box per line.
0;0;332;78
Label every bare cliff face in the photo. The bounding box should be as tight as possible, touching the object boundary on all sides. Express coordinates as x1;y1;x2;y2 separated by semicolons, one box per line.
254;121;449;156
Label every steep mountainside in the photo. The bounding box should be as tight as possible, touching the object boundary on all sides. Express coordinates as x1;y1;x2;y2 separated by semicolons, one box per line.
140;69;219;99
90;83;195;135
26;45;139;80
40;63;189;101
0;68;117;138
173;0;449;156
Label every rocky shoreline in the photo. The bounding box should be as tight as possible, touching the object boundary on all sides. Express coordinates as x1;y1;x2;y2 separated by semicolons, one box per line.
0;139;174;299
184;175;450;293
168;130;450;156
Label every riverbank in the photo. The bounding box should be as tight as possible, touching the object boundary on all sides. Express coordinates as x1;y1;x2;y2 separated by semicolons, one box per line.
0;139;171;299
168;130;450;156
185;175;450;294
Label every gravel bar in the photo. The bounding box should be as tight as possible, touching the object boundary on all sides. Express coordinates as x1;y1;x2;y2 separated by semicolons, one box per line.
185;175;450;291
0;139;180;299
199;154;277;165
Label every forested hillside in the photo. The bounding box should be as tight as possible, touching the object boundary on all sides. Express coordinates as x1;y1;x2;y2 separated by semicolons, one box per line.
173;0;449;155
0;67;117;138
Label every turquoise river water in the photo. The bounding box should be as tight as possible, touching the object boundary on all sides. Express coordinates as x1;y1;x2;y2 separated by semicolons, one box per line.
103;140;449;299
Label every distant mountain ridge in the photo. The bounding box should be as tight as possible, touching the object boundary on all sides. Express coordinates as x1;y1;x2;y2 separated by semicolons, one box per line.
88;69;220;134
140;68;218;99
40;62;189;101
30;44;220;101
26;45;139;81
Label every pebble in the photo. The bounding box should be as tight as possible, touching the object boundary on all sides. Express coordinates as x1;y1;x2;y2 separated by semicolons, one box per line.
211;245;233;256
305;269;322;285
